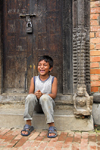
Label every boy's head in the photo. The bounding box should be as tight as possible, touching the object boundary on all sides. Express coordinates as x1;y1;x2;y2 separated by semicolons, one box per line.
38;55;53;69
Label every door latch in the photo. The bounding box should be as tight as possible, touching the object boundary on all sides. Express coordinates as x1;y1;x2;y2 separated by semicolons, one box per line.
19;14;36;34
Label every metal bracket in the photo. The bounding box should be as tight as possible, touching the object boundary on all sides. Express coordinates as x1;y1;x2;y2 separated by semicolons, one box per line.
19;14;36;21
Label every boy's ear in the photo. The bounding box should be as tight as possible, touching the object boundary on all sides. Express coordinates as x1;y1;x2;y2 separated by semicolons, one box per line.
49;67;53;72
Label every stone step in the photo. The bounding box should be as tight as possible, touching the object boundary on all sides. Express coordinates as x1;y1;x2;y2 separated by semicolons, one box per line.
0;93;94;131
0;103;94;131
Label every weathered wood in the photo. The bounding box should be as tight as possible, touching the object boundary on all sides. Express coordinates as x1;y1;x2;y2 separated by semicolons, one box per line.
63;0;73;94
1;0;90;96
3;0;64;93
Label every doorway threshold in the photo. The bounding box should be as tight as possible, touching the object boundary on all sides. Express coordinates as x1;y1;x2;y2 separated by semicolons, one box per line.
0;93;73;105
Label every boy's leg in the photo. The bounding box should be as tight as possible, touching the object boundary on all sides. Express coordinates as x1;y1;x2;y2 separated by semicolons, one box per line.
39;94;55;124
39;94;57;137
21;94;37;136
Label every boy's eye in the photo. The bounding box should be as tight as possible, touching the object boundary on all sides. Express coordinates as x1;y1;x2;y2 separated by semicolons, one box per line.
38;64;47;66
44;64;47;66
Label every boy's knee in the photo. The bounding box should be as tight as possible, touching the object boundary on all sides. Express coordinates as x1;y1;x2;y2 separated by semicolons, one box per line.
25;94;36;103
40;94;49;103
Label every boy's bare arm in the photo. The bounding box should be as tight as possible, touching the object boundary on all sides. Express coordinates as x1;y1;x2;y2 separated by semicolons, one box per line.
29;78;42;99
48;77;57;99
29;77;34;94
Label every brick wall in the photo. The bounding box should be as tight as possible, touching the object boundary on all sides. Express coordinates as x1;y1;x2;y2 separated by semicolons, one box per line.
90;0;100;93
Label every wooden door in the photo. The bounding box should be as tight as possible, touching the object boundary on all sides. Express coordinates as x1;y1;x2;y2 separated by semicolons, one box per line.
3;0;63;93
3;0;33;93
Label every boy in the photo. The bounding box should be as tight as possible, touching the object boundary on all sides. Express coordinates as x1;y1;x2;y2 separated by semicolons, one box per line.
21;55;57;138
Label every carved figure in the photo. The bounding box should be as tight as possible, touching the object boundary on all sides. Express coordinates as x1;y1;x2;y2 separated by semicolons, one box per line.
73;84;93;117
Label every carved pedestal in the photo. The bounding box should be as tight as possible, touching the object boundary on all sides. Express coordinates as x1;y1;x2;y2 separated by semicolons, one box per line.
73;84;93;118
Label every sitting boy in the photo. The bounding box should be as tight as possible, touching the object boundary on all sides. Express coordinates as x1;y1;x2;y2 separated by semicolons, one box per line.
21;55;57;138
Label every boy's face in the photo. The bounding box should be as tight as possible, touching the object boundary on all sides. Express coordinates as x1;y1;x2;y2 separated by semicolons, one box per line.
38;60;52;76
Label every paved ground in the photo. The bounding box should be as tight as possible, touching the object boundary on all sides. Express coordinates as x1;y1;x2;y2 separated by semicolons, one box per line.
0;127;100;150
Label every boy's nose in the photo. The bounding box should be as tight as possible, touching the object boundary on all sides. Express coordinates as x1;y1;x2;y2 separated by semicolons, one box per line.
40;65;44;68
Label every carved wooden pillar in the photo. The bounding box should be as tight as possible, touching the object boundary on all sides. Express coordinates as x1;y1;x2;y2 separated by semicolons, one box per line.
73;0;90;94
73;0;93;117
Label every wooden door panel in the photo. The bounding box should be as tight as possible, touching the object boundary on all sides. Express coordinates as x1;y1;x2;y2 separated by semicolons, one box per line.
3;0;28;92
32;0;63;93
3;0;63;93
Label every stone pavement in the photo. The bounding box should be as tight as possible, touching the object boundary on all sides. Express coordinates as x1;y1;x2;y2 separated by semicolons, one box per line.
0;127;100;150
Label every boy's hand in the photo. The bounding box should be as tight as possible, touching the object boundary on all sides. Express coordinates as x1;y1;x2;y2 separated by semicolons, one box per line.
35;90;43;99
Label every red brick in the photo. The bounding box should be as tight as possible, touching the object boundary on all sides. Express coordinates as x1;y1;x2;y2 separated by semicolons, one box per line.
91;74;99;80
90;69;100;74
90;7;100;14
81;138;88;145
39;131;47;137
58;132;67;141
0;129;10;135
45;147;54;150
63;143;71;148
68;132;74;137
54;141;63;149
89;133;96;142
14;137;28;147
47;139;57;147
90;57;100;62
97;146;100;150
43;136;51;142
90;62;99;68
11;139;18;145
37;141;48;150
97;135;100;142
15;134;22;140
19;141;33;150
96;44;100;49
73;132;81;143
90;14;99;20
91;81;100;86
35;135;44;141
4;135;16;142
1;135;8;140
90;44;95;50
89;145;97;150
11;129;21;136
96;32;100;37
72;143;80;150
80;140;88;150
90;50;100;56
90;26;100;32
65;137;73;143
90;1;100;7
5;144;14;148
90;32;95;38
29;132;40;140
90;38;100;44
11;148;18;150
90;20;99;25
91;86;99;92
31;141;40;147
81;132;88;139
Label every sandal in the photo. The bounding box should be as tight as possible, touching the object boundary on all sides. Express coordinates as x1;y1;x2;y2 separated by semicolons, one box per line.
21;124;34;136
47;126;57;138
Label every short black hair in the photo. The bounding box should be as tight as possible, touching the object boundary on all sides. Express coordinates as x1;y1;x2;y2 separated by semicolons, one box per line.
38;55;53;68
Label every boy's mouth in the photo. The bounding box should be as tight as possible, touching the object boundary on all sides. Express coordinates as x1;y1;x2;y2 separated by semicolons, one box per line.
40;70;45;73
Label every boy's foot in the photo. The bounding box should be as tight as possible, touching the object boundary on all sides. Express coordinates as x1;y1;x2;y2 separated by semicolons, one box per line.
21;124;34;136
47;126;57;138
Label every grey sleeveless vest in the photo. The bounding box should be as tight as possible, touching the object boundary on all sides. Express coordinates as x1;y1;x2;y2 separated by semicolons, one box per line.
34;75;54;94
